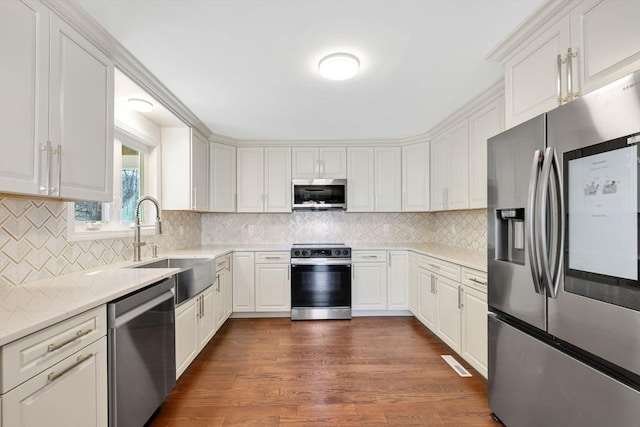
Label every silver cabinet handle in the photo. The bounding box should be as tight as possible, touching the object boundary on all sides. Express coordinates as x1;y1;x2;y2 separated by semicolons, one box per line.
202;294;205;316
457;286;462;309
362;255;378;259
556;53;563;105
216;274;221;292
320;159;324;177
39;142;50;194
567;47;578;100
47;328;93;352
52;144;61;196
264;256;282;260
287;265;290;281
192;187;197;210
48;353;93;383
469;277;487;286
430;275;434;294
527;150;544;294
459;287;464;309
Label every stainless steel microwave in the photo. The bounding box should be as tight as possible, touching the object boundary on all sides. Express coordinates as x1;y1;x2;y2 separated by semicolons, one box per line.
292;179;347;210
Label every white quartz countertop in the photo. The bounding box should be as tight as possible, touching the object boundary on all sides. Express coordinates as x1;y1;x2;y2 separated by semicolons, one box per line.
1;242;485;346
0;267;179;346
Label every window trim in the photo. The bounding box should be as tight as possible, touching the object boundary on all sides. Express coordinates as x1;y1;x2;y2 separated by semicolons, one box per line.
66;125;161;242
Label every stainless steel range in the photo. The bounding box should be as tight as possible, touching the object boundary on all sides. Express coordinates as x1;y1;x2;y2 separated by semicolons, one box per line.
290;243;351;320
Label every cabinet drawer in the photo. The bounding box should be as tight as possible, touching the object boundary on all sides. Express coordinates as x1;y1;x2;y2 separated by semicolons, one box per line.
419;256;461;281
461;267;487;292
215;254;231;272
0;305;106;393
352;250;386;262
255;252;290;263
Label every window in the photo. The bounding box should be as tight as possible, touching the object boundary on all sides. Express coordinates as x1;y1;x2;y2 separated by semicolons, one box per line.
67;126;159;241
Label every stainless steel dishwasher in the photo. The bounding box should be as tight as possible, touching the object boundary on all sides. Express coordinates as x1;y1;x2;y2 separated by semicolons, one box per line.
107;276;176;427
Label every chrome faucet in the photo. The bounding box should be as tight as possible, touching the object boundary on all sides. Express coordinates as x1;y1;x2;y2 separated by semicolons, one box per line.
133;196;162;261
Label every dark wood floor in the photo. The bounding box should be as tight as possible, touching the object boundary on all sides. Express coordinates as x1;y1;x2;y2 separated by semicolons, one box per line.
149;317;497;426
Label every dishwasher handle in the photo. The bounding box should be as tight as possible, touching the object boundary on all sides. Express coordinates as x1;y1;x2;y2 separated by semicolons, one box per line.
112;290;174;329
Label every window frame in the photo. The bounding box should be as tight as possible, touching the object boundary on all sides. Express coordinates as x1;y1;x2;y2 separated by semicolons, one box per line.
66;125;161;242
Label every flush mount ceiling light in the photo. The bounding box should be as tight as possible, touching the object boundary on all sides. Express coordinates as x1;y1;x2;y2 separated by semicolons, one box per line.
127;98;154;113
318;53;360;81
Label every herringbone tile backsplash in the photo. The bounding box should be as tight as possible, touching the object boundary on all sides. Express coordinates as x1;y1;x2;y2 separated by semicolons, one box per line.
0;197;201;286
1;195;486;288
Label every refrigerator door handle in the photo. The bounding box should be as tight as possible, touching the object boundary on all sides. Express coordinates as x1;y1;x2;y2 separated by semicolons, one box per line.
537;147;564;299
527;149;544;294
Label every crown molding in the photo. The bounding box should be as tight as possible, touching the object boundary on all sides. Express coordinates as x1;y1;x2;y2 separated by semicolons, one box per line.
487;0;575;64
43;0;213;140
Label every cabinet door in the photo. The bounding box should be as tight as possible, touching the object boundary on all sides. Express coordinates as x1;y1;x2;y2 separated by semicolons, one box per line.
232;252;255;311
346;147;374;212
291;147;319;179
430;133;449;211
255;264;290;312
175;299;198;378
374;147;402;212
402;142;430;211
435;276;461;353
352;262;388;310
504;16;570;128
468;97;503;208
418;268;437;330
223;267;233;318
264;147;291;212
50;14;114;201
0;0;49;196
388;251;409;310
209;142;236;212
461;285;488;378
408;252;419;315
571;0;640;95
319;147;347;179
191;132;210;211
2;337;107;427
200;288;216;346
236;148;264;212
448;121;469;210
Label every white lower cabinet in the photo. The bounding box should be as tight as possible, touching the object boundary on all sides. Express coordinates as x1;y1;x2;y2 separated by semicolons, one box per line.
387;251;409;310
352;260;388;311
435;276;462;353
408;252;419;315
461;284;488;378
175;286;215;379
255;263;291;312
417;266;437;330
2;337;107;427
232;252;256;312
213;255;233;330
0;306;108;427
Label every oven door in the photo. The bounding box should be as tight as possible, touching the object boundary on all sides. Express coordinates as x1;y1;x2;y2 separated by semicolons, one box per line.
291;261;351;308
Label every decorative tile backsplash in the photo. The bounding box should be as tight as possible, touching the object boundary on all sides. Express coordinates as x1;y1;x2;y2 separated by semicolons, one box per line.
202;209;487;251
0;197;201;286
1;194;486;287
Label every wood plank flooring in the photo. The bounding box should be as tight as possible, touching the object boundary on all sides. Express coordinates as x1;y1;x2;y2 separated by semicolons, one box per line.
149;317;497;427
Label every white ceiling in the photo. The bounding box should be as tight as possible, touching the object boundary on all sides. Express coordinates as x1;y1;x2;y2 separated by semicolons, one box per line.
77;0;542;141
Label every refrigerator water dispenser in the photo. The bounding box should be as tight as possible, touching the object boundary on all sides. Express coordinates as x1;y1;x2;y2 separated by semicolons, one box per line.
495;208;525;265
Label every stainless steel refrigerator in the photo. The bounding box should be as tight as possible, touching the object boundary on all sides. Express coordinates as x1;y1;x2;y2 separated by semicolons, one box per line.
487;70;640;426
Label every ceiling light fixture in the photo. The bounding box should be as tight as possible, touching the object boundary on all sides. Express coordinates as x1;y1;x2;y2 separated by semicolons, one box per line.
127;98;154;113
318;53;360;81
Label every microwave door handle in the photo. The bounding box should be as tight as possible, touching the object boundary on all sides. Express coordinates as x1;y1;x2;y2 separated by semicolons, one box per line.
537;147;559;299
527;149;544;294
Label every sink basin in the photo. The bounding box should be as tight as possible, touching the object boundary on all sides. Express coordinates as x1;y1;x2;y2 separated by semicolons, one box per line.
134;258;215;305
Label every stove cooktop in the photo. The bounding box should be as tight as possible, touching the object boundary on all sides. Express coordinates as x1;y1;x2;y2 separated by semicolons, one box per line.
291;243;351;258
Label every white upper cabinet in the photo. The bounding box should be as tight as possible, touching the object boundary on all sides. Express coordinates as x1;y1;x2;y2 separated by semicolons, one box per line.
447;121;469;210
0;1;114;201
346;147;375;212
161;127;209;211
570;0;640;94
347;147;401;212
292;147;346;179
430;133;450;211
402;142;430;212
468;96;504;208
236;146;291;213
374;147;402;212
495;0;640;128
209;142;236;212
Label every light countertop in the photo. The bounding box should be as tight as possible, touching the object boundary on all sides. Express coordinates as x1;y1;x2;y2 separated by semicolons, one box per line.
1;242;485;346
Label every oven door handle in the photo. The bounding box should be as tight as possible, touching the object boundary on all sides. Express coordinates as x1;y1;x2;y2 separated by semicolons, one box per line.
291;259;351;266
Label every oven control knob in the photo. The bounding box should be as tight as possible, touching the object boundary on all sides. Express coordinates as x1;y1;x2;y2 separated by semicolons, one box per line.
342;249;349;256
333;249;340;256
293;250;301;257
302;250;310;256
